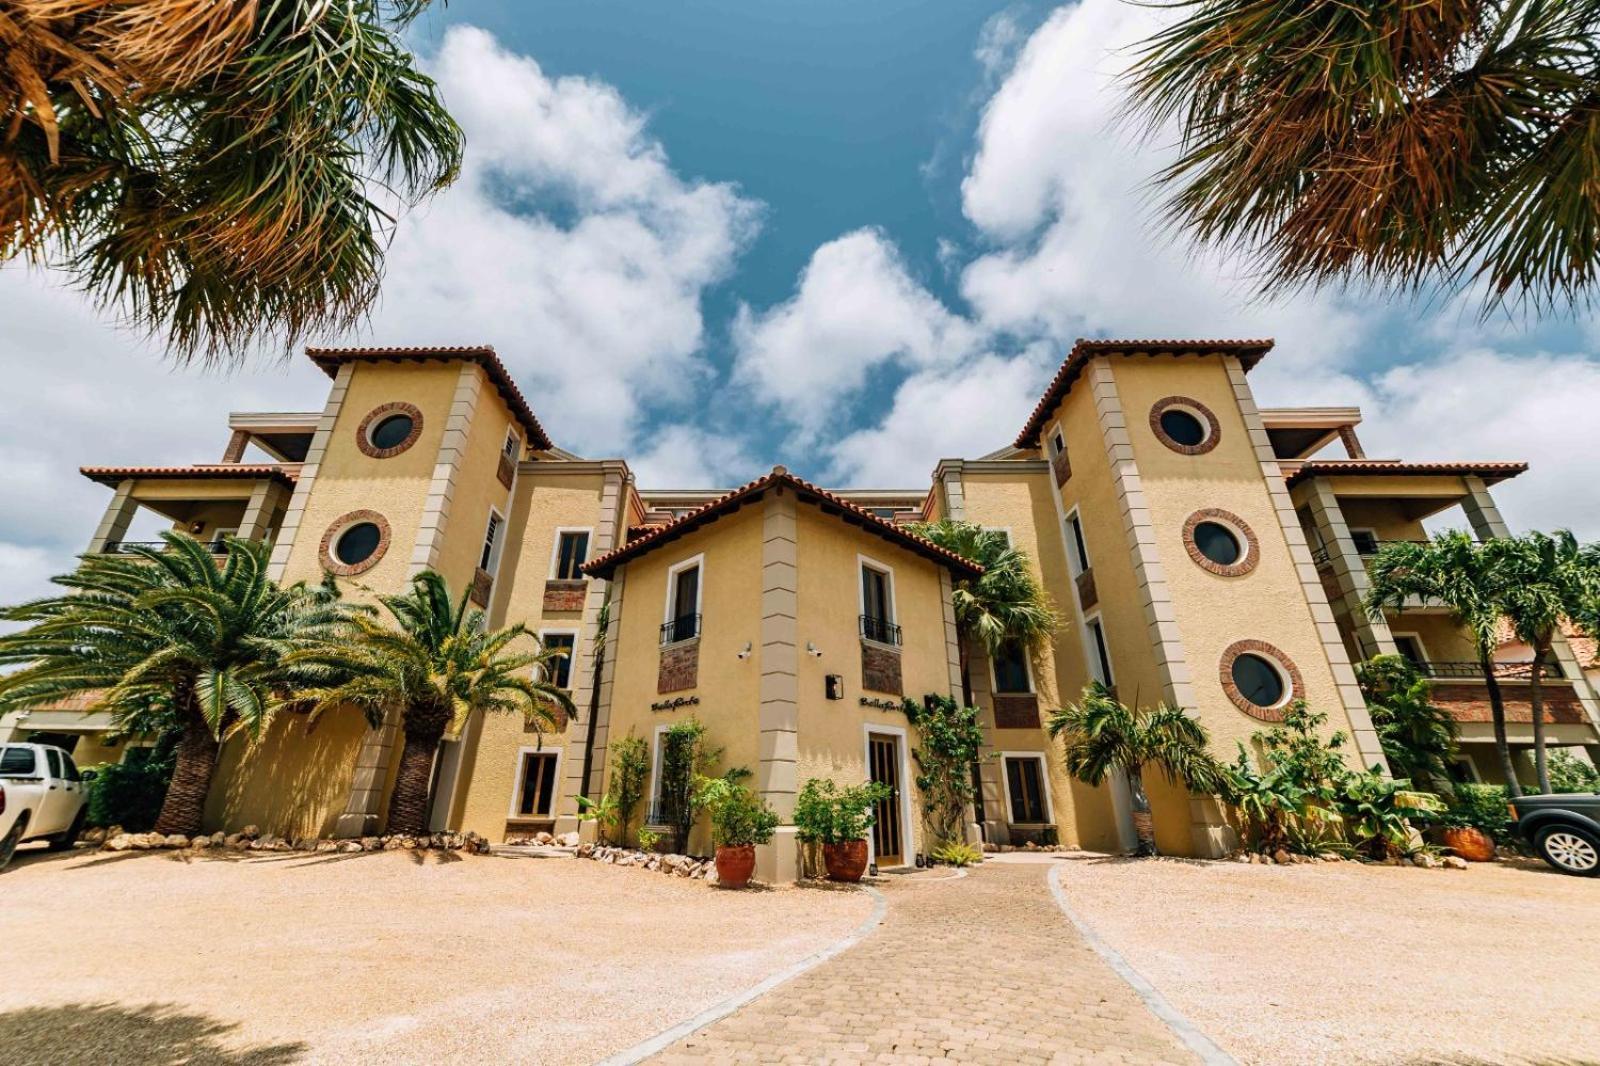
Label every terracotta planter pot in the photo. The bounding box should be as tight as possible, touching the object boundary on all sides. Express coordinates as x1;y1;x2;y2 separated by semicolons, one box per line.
714;844;756;888
823;839;869;882
1442;826;1496;862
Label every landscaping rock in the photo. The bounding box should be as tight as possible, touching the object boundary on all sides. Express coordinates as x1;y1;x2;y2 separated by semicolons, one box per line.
1414;853;1440;869
575;842;595;859
163;834;189;848
1273;849;1293;866
240;825;260;840
360;836;382;851
338;841;363;853
556;831;580;847
1442;855;1469;870
105;833;134;851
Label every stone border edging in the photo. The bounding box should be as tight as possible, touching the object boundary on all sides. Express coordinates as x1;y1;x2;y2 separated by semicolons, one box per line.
1047;864;1237;1066
594;883;889;1066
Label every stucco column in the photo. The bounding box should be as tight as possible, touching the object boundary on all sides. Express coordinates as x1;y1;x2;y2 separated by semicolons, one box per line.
963;636;1009;845
1302;478;1396;661
268;363;352;582
936;461;966;521
236;480;288;545
755;485;800;883
87;479;140;553
409;363;482;576
1461;476;1511;541
333;708;401;838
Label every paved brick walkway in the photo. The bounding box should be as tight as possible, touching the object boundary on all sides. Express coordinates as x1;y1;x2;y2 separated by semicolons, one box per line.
650;858;1199;1065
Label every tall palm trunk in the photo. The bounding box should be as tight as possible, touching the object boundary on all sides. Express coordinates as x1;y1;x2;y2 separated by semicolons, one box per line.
388;702;449;836
1529;637;1551;794
1127;762;1157;857
153;694;220;836
1478;646;1522;798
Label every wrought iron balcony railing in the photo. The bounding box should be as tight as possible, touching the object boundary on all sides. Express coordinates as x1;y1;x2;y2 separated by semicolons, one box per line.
660;613;701;645
1416;659;1564;681
859;614;902;646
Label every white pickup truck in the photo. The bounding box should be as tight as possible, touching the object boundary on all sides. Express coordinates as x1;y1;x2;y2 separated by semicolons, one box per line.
0;743;89;871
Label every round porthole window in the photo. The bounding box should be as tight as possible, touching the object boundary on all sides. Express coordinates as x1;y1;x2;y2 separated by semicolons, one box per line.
356;402;423;458
1220;639;1302;721
1182;508;1259;577
1150;397;1221;455
368;412;415;451
320;510;390;576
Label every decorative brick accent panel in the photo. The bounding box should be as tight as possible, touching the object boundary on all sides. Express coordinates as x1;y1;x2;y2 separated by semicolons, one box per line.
1075;568;1098;610
1149;396;1221;455
542;579;587;612
221;429;249;463
992;694;1040;729
1051;449;1072;486
1182;508;1260;577
355;401;424;458
659;640;699;694
1219;639;1303;721
1431;683;1586;724
496;449;517;489
319;510;390;577
469;567;493;607
861;641;903;696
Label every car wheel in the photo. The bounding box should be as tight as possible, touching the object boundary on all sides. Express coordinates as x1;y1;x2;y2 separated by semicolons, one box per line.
48;808;87;852
0;815;28;873
1535;824;1600;877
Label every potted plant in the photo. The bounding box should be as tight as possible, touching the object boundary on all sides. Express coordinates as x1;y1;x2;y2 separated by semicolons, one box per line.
794;778;891;882
700;778;779;888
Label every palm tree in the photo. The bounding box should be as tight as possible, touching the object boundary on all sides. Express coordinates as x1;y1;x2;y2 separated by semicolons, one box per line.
1356;654;1459;795
1047;684;1222;856
909;521;1057;699
0;533;348;835
1366;533;1523;794
294;570;574;836
2;0;461;361
1487;531;1600;793
1125;0;1600;314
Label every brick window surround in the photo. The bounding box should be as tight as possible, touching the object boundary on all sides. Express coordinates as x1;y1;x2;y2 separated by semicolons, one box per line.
355;401;424;459
992;694;1040;729
1149;396;1221;456
543;579;587;612
1182;508;1260;577
320;510;391;577
1219;639;1303;721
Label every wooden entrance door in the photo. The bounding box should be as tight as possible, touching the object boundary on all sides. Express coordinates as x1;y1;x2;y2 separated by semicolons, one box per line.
868;733;903;866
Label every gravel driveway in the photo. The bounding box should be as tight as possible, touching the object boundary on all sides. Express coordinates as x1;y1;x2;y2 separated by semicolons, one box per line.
1053;852;1600;1066
0;846;871;1064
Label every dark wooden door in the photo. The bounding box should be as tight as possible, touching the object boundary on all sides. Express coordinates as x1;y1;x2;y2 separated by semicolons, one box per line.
868;734;903;865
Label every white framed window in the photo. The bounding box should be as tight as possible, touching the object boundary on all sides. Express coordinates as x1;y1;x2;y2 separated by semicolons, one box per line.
858;553;899;645
662;554;704;644
1064;507;1091;578
550;527;592;581
507;746;562;819
1391;632;1429;668
1048;423;1067;459
647;723;673;822
990;639;1035;695
478;507;506;576
502;429;521;462
538;628;579;691
1349;527;1380;555
1085;613;1114;687
1001;752;1053;825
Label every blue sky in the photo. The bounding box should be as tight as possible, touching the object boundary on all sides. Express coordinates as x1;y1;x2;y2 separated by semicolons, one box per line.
0;0;1596;603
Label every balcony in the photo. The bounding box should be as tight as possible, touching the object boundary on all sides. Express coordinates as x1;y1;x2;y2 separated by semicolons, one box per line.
660;614;701;645
1414;659;1565;681
859;614;902;646
1311;538;1430;570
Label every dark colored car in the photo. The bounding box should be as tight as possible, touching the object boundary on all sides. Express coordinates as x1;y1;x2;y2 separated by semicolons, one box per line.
1510;793;1600;877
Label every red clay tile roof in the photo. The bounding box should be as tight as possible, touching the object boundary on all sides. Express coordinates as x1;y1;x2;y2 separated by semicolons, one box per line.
1284;460;1528;488
583;466;985;580
1014;338;1274;448
1497;618;1598;670
305;345;553;451
81;464;299;487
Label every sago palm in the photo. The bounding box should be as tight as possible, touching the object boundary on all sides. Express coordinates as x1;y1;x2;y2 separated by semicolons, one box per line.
1126;0;1600;314
1047;683;1222;856
1486;530;1600;793
0;533;349;835
1365;533;1521;793
293;570;574;836
1;0;461;361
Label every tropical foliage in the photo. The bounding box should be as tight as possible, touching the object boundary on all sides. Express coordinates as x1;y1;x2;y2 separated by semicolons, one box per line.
0;534;350;835
902;693;985;848
1356;655;1459;795
83;744;176;832
1549;750;1600;794
1047;683;1223;856
1340;772;1444;860
1125;0;1600;314
655;718;736;854
293;570;574;836
2;0;462;360
930;841;983;867
598;730;649;847
793;778;891;846
700;778;780;848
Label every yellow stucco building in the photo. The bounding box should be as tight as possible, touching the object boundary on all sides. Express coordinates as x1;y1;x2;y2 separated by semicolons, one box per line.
8;341;1597;876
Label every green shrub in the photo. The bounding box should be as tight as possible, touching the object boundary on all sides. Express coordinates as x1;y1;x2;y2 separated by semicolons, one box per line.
903;694;985;849
1549;750;1600;794
793;778;890;845
637;827;661;852
1441;783;1516;844
607;732;650;846
85;759;172;831
702;780;780;848
930;842;982;867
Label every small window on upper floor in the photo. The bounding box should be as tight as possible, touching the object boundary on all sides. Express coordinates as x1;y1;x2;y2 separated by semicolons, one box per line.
993;639;1032;694
860;561;899;644
554;531;590;580
479;511;504;574
541;632;576;690
1066;512;1091;577
1350;529;1380;555
1087;618;1114;688
1394;635;1426;667
663;559;701;643
1050;428;1066;457
503;430;521;461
